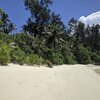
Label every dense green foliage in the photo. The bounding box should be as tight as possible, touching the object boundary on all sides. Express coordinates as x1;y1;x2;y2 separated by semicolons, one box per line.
73;45;91;64
0;9;15;34
91;53;100;65
26;54;44;65
10;47;26;65
0;1;100;66
0;40;11;65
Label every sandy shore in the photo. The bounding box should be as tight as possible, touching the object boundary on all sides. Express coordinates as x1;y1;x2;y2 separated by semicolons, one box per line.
0;64;100;100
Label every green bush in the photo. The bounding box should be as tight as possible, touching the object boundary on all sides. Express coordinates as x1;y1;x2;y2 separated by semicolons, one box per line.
0;40;11;65
0;33;14;44
13;33;35;54
91;53;100;65
62;47;77;64
50;52;64;65
64;54;77;64
10;47;26;65
26;54;44;65
74;45;91;64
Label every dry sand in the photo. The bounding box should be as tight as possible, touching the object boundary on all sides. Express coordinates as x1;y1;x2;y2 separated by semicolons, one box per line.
0;64;100;100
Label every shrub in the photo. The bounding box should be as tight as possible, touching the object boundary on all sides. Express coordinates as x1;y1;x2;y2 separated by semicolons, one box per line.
91;53;100;65
13;33;35;54
74;45;91;64
50;52;64;65
62;47;77;64
26;54;44;65
0;33;14;43
0;40;11;65
64;54;77;64
10;47;26;65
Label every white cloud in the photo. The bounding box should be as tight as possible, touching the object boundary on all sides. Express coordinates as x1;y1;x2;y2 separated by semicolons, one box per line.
79;11;100;26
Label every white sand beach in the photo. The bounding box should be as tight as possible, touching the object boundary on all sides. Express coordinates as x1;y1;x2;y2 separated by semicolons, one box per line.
0;64;100;100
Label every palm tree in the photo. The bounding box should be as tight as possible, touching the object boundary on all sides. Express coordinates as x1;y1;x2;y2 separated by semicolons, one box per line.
0;8;4;32
8;23;16;35
41;12;66;50
0;11;15;34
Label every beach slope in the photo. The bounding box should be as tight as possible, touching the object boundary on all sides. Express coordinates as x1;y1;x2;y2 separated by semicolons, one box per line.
0;64;100;100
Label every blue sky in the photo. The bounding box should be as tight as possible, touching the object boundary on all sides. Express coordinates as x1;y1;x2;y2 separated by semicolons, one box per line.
0;0;100;31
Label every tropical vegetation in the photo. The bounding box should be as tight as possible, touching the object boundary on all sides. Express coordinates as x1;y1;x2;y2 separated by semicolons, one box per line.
0;0;100;66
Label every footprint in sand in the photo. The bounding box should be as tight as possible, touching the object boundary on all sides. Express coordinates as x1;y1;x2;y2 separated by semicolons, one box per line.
34;85;39;87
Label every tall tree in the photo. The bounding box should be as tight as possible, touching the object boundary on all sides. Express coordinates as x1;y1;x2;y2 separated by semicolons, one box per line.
75;22;86;43
23;0;52;37
90;24;100;53
0;9;4;31
23;0;67;50
0;9;15;34
68;18;86;46
42;12;66;49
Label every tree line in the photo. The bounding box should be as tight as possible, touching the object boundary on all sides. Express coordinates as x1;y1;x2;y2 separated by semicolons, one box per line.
0;0;100;66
